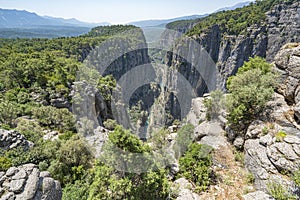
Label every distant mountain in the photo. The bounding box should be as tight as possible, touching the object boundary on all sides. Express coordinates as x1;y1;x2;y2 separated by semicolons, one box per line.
128;14;209;28
129;1;251;28
215;1;251;12
0;8;109;28
43;16;110;27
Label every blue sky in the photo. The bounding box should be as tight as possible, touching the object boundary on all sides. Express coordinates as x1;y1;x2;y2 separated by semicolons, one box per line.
0;0;252;24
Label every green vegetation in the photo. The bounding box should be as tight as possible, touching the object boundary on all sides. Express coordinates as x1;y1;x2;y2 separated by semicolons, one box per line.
267;182;297;200
0;25;176;198
62;126;170;200
234;150;245;166
275;130;287;142
226;57;278;132
0;156;12;171
185;0;298;36
85;25;138;37
177;143;213;192
293;169;300;187
246;172;255;184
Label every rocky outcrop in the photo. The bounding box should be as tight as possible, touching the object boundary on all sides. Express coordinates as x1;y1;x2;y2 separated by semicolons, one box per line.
174;178;200;200
85;126;109;158
266;3;300;61
275;43;300;105
166;1;300;91
0;164;62;200
243;191;274;200
243;44;300;194
0;129;33;151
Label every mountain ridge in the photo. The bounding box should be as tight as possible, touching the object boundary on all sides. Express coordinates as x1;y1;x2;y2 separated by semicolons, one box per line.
128;1;251;27
0;8;109;28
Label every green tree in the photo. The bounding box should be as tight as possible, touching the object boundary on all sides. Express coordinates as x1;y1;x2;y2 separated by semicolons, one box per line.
226;57;278;132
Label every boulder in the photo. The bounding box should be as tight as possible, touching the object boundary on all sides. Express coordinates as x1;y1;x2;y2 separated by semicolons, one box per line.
0;129;33;151
0;164;62;200
245;120;266;140
174;178;200;200
195;122;227;149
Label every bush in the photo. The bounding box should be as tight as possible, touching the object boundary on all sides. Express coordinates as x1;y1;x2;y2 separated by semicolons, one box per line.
267;182;297;200
275;130;287;142
178;143;213;192
103;119;118;131
16;118;43;143
226;57;278;131
32;106;75;132
48;135;94;185
0;156;12;171
0;100;20;127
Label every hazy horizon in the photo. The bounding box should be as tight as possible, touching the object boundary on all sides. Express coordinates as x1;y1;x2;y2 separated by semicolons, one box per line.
0;0;253;24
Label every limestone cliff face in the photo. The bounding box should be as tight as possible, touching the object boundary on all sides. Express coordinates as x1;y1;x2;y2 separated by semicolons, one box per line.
166;1;300;90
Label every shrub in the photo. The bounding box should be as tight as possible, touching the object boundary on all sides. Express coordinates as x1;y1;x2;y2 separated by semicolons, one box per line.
16;119;43;143
0;100;20;127
32;106;75;132
0;156;12;171
178;143;213;192
275;130;287;142
226;57;278;132
267;182;297;200
246;172;255;184
103;119;118;131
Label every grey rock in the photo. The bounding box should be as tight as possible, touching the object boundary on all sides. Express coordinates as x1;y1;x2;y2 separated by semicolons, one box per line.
284;135;300;144
41;178;62;200
245;120;266;140
196;122;227;149
186;97;207;127
5;167;18;177
1;192;15;200
243;191;274;200
42;131;59;141
267;142;300;172
294;102;300;120
168;163;179;179
259;134;273;147
0;129;33;151
233;136;244;149
84;126;109;158
244;139;278;190
1;164;62;200
12;169;27;180
40;172;51;178
174;178;200;200
9;179;25;193
22;168;40;199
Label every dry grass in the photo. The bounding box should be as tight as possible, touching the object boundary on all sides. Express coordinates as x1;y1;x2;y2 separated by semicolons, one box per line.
199;145;255;200
282;43;300;49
